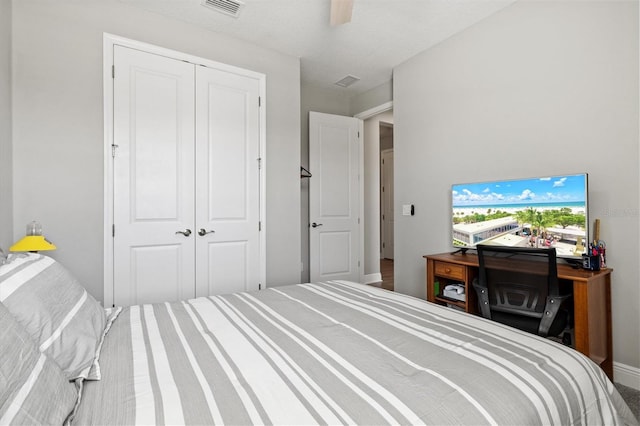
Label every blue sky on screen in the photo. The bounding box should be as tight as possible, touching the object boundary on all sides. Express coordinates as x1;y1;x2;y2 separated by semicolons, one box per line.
452;174;587;207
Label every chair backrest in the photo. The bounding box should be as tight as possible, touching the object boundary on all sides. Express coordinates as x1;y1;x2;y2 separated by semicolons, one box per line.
474;245;564;336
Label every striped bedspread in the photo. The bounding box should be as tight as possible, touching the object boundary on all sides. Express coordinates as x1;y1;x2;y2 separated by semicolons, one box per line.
72;281;636;425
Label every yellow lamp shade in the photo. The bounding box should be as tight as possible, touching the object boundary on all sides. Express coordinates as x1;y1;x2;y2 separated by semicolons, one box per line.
9;236;57;252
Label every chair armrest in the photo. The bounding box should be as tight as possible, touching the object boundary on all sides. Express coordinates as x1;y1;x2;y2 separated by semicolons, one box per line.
538;294;571;336
472;278;492;320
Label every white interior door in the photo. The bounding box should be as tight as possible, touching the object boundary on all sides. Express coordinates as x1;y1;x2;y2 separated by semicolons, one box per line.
112;46;196;306
381;149;394;259
309;112;362;283
195;66;261;297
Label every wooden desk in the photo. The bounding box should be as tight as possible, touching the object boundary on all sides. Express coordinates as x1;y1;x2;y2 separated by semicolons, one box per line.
424;252;613;380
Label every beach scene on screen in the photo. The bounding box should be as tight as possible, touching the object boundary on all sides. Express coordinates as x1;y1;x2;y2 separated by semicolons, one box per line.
452;174;588;257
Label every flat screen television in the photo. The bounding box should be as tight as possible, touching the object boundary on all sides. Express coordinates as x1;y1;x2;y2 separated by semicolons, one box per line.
451;173;589;260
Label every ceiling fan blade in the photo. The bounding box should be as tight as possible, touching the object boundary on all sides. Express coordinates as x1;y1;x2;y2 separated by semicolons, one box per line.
330;0;354;26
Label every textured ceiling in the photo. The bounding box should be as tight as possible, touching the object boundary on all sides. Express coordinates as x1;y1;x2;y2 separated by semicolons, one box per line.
120;0;517;95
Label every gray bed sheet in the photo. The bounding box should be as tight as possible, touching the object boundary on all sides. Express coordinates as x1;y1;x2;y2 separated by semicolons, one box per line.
72;281;637;425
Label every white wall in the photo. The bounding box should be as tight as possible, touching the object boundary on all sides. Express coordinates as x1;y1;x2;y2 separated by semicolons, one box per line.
300;83;352;282
11;0;301;299
0;0;11;251
362;110;393;282
394;0;639;370
350;81;393;117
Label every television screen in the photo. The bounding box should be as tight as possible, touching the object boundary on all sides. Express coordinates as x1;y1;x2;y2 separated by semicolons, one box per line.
451;173;588;258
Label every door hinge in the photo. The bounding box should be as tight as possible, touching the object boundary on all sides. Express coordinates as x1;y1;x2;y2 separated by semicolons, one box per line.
258;157;262;169
112;65;115;79
111;144;119;157
383;242;385;248
258;96;261;107
259;283;262;290
358;261;360;267
112;224;115;237
382;186;385;192
358;218;360;224
258;221;262;231
357;131;360;138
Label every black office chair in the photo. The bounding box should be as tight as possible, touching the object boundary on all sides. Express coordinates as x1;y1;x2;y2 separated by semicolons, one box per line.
472;245;571;339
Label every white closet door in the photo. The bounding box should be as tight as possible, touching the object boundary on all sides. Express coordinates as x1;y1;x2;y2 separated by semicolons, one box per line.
113;46;196;306
194;66;261;297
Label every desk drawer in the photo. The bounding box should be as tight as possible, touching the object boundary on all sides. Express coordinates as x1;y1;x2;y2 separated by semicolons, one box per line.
434;261;465;280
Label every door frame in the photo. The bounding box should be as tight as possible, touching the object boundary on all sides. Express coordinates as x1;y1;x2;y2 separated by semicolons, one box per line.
354;102;393;283
102;33;266;307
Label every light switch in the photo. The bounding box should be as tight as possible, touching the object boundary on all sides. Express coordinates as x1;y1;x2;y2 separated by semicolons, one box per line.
402;204;414;216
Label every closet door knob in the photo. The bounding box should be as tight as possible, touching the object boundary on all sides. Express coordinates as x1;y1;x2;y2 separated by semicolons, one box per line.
198;229;215;236
311;222;323;228
175;229;192;237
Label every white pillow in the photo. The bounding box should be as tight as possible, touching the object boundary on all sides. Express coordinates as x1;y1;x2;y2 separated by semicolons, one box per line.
0;253;107;381
0;302;78;424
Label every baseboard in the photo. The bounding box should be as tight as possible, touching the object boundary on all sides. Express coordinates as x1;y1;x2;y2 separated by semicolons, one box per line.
614;362;640;390
363;273;383;285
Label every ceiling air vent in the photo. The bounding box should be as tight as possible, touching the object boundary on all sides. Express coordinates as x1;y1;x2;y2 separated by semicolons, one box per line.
334;75;360;88
202;0;244;18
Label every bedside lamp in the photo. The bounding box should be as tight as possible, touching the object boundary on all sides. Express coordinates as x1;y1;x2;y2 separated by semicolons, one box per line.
9;221;57;252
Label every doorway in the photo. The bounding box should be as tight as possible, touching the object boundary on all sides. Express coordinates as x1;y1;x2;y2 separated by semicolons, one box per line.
355;106;393;289
379;258;394;291
303;102;393;287
381;148;394;259
380;122;394;290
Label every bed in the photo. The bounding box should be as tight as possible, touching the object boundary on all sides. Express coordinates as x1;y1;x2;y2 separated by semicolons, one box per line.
1;253;637;425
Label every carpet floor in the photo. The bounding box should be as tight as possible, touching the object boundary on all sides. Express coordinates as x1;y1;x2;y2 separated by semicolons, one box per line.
616;383;640;421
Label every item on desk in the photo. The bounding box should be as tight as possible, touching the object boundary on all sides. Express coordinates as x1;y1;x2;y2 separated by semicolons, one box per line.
584;240;606;271
592;218;607;269
582;253;600;271
594;218;601;241
597;240;606;269
443;284;466;301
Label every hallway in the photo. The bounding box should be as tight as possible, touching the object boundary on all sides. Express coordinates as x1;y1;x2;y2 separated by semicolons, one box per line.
369;258;394;291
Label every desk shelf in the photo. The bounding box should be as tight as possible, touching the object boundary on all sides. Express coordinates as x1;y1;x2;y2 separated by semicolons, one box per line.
434;295;465;306
424;252;614;380
426;256;478;314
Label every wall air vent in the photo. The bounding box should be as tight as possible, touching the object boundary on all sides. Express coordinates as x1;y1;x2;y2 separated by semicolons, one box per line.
202;0;244;18
334;75;360;88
